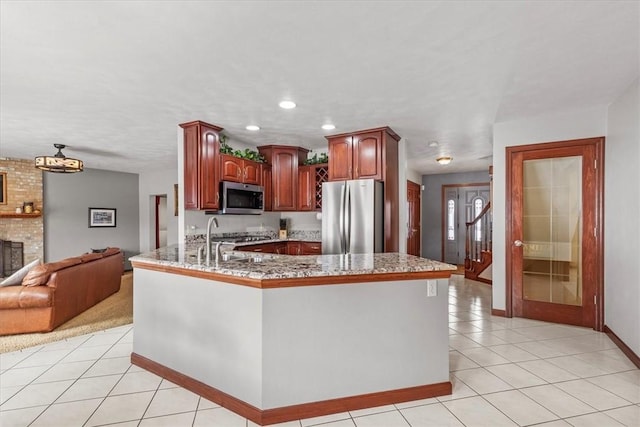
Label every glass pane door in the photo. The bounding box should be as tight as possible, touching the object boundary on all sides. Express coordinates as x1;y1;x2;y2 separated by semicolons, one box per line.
522;156;582;306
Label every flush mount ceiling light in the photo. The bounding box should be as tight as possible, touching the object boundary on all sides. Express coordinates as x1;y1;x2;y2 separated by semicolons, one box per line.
278;100;296;109
245;125;260;131
436;156;453;165
34;144;83;173
428;141;439;147
321;124;336;130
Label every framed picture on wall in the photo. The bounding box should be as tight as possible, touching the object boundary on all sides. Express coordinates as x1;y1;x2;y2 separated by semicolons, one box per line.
0;172;6;205
88;207;117;227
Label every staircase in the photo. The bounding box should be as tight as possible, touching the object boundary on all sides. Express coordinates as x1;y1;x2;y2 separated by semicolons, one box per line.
464;202;492;284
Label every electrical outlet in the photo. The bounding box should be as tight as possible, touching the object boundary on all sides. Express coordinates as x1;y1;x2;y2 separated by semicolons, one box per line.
427;280;437;297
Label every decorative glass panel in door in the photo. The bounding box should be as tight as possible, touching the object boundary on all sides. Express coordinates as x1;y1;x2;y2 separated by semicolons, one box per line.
522;157;582;306
507;137;603;329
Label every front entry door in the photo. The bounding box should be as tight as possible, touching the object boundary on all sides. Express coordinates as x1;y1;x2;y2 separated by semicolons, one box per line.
443;184;490;265
506;137;604;329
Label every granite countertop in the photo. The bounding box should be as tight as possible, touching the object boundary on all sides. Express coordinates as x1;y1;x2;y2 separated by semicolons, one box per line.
130;244;456;282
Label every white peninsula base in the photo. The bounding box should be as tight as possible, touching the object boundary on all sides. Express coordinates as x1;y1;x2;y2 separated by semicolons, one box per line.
132;265;451;425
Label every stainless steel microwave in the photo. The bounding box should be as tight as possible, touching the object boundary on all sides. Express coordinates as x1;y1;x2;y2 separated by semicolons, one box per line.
220;181;264;214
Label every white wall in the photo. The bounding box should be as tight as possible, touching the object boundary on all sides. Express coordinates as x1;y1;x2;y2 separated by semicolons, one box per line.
492;105;608;310
398;139;408;254
280;212;321;231
604;79;640;355
138;168;179;253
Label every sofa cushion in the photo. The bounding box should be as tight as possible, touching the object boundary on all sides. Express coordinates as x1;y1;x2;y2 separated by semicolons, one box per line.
102;247;121;257
0;285;53;308
0;258;41;287
22;265;50;287
80;253;103;263
22;257;83;287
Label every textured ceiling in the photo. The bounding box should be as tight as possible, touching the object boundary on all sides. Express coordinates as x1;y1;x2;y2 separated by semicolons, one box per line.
1;1;638;175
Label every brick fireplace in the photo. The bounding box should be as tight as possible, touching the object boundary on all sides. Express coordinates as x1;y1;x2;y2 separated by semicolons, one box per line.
0;239;24;276
0;158;44;272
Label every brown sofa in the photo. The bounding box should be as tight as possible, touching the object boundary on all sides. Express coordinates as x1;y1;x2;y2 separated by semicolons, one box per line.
0;248;124;335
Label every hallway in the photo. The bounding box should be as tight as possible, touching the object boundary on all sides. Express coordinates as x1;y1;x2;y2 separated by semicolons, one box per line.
1;275;638;426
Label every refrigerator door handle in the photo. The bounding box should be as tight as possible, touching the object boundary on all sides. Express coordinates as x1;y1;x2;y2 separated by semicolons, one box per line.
345;183;351;253
339;183;346;254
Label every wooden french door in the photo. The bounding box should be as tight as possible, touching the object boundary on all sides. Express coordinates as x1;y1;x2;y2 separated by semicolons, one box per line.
506;137;604;329
407;180;421;256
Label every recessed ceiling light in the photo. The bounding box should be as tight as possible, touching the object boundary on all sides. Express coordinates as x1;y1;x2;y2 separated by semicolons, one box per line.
321;124;336;130
245;125;260;131
428;141;439;147
436;156;453;165
278;100;296;109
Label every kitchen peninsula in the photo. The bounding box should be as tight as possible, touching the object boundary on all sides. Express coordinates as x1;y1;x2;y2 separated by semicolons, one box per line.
130;246;455;426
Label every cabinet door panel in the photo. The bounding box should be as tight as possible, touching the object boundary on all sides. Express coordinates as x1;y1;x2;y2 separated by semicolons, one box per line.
183;126;199;210
301;242;322;255
328;137;353;181
298;166;313;211
287;242;302;255
220;155;243;182
243;161;261;185
353;131;382;180
262;166;273;211
200;128;220;209
274;151;296;210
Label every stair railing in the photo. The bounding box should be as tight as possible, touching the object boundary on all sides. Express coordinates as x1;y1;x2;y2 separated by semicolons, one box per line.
465;202;492;269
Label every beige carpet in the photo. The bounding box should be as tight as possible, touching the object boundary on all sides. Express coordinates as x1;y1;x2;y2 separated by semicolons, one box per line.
0;272;133;353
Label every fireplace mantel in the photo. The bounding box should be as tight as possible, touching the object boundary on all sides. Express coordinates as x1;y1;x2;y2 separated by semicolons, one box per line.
0;212;42;219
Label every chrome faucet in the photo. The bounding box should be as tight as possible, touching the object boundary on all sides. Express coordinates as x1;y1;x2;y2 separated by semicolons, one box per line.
205;216;219;265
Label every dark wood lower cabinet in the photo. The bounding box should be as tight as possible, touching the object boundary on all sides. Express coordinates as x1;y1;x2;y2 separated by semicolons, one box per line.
240;241;320;255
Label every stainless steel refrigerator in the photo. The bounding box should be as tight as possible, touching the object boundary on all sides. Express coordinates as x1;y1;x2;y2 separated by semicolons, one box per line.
322;179;384;254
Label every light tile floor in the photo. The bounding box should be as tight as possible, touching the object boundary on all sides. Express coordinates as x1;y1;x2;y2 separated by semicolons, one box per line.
1;275;638;427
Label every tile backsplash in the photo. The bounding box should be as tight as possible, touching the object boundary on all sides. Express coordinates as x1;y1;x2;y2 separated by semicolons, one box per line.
183;211;322;244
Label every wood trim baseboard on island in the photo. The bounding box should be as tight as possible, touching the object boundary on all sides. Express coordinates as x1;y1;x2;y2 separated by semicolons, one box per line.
603;325;640;369
491;308;506;317
131;353;452;426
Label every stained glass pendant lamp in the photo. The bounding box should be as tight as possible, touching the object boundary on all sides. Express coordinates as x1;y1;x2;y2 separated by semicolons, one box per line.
35;144;83;173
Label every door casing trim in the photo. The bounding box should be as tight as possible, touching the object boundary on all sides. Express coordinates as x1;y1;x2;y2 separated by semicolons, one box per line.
505;137;605;330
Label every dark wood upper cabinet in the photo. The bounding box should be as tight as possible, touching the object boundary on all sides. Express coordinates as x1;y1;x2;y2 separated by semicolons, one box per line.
298;163;329;211
220;154;262;185
328;130;388;181
326;127;401;252
327;136;353;181
353;131;383;180
243;161;261;185
258;145;309;211
180;120;223;211
262;165;272;211
298;166;313;211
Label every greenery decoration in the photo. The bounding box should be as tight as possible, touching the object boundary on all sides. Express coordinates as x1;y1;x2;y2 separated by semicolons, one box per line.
218;135;266;162
303;152;329;165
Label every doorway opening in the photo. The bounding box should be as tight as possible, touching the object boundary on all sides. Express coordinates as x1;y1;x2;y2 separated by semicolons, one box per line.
441;183;490;265
154;195;168;249
407;180;421;256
